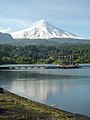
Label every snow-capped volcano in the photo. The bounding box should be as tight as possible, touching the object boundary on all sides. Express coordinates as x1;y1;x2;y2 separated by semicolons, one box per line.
11;20;81;39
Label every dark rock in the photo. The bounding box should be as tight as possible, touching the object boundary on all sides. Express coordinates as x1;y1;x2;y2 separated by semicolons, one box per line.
0;108;6;114
0;87;4;94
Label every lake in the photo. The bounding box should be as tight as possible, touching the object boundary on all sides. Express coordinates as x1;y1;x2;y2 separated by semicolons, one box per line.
0;65;90;116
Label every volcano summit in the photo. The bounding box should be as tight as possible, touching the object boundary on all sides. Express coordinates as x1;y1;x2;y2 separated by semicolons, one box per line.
11;20;81;39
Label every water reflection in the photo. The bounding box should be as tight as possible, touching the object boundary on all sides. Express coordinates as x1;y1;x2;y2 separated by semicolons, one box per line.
0;70;89;103
0;69;90;116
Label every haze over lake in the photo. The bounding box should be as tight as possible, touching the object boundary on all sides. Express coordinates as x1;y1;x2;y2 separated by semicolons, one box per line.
0;66;90;116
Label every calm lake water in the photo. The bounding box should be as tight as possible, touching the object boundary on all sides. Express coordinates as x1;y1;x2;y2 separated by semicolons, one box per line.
0;66;90;116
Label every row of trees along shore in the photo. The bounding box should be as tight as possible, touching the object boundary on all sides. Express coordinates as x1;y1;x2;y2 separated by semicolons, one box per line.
0;44;90;64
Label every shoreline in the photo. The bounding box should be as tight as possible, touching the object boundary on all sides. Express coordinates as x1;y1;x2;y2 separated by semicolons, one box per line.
0;88;90;120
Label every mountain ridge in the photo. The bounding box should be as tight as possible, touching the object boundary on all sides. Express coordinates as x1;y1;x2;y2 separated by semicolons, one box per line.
0;32;14;44
0;31;90;46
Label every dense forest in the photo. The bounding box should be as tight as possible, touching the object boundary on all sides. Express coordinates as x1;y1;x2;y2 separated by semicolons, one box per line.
0;44;90;64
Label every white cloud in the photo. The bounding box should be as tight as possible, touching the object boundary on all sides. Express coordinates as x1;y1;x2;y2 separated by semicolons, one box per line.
0;16;33;32
8;18;32;27
0;27;12;33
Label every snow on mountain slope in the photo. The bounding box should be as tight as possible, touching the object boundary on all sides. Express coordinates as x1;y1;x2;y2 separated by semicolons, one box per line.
11;20;81;39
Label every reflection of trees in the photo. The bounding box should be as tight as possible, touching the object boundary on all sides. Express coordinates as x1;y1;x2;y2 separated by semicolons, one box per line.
7;71;81;103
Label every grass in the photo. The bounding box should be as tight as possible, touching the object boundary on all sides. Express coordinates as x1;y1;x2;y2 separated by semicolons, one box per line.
0;88;90;120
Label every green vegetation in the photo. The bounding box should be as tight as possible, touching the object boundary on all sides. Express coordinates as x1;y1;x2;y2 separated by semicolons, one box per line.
0;88;90;120
0;44;90;64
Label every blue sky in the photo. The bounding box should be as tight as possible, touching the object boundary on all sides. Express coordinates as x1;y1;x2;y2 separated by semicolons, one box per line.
0;0;90;39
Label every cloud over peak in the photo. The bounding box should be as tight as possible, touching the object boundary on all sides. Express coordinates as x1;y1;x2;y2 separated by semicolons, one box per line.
0;27;12;33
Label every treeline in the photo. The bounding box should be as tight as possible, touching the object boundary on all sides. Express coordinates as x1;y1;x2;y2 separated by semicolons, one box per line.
0;44;90;64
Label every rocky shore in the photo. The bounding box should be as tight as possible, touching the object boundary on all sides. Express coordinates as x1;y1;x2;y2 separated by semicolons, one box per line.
0;88;90;120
